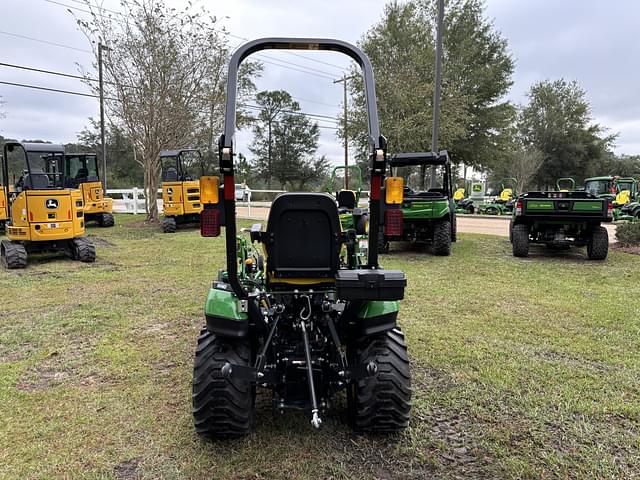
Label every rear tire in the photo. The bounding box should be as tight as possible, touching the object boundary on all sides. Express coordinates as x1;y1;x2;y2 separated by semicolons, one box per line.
162;217;176;233
1;240;27;269
377;234;389;254
512;223;529;257
350;328;411;433
99;212;115;227
587;226;608;260
355;214;369;235
192;329;254;439
72;237;96;263
432;220;451;256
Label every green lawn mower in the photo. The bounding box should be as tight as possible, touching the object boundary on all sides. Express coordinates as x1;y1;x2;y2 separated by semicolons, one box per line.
192;38;411;438
326;165;368;234
479;178;517;215
453;187;475;214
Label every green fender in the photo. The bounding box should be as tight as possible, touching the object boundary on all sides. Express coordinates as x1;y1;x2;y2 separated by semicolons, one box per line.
357;300;399;335
204;287;247;321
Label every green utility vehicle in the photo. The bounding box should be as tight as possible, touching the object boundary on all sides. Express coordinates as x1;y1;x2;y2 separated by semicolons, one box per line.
510;189;613;259
479;178;517;215
326;165;368;234
379;151;456;255
192;38;411;438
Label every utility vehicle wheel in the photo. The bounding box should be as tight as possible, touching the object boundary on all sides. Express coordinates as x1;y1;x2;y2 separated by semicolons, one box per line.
1;240;27;269
192;329;254;439
587;226;608;260
99;212;115;227
355;214;369;235
432;220;451;256
512;224;529;257
72;237;96;263
162;217;176;233
451;212;457;243
377;234;389;254
350;328;411;433
468;205;475;215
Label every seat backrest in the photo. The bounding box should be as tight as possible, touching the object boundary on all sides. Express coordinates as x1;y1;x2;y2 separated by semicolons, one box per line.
76;168;89;179
337;190;356;210
23;170;50;190
265;193;341;279
163;167;178;182
499;188;513;201
453;188;465;201
616;190;631;205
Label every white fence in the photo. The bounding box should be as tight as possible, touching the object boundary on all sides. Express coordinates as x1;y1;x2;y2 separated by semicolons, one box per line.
106;188;285;217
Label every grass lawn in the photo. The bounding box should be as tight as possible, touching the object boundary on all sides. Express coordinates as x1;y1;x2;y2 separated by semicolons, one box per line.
1;214;639;479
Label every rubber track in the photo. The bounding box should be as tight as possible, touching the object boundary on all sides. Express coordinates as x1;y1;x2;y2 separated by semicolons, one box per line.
1;240;27;269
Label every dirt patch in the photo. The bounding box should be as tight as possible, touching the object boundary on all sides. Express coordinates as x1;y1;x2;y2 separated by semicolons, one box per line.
89;237;116;247
114;458;141;479
611;243;640;255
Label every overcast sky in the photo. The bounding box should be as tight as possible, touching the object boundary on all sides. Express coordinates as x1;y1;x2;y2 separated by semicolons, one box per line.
1;0;639;167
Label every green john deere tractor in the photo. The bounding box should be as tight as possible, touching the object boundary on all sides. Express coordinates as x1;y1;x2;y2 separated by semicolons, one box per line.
326;165;368;235
377;151;456;255
192;38;411;438
479;178;517;215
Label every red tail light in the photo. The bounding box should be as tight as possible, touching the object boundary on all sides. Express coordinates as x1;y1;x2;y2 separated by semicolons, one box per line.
607;201;613;218
384;209;403;236
201;208;221;237
515;199;523;216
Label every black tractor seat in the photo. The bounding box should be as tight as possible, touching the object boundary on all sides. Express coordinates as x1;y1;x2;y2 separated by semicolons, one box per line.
264;193;342;280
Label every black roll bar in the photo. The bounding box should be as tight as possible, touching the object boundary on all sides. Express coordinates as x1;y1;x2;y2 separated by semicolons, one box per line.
219;38;388;299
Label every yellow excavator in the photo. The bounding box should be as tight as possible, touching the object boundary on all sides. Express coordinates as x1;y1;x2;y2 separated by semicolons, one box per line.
1;142;95;269
160;149;204;233
64;153;114;227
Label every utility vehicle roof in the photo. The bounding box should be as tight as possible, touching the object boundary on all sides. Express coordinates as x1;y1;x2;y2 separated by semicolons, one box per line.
66;152;96;157
5;141;65;153
160;149;200;157
585;176;615;181
389;151;450;167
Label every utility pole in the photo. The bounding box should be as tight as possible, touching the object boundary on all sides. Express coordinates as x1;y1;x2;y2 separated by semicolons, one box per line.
98;41;111;191
333;74;357;190
430;0;445;188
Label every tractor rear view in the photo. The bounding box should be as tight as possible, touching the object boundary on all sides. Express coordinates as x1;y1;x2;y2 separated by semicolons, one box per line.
379;151;456;255
160;149;205;233
191;38;411;438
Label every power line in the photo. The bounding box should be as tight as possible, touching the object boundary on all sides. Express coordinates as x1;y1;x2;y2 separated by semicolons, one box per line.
0;29;92;54
0;79;340;127
0;61;340;111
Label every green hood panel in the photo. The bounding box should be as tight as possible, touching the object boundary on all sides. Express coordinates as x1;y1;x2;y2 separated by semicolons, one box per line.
204;288;247;321
358;300;399;318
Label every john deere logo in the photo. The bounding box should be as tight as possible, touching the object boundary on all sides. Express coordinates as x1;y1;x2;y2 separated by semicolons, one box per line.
473;184;482;192
45;199;59;209
167;187;174;195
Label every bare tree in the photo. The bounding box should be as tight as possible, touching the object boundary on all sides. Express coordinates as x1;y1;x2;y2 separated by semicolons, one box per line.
510;148;544;193
76;0;257;221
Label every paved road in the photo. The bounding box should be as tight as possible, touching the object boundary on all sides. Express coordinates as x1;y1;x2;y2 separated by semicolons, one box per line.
236;207;618;242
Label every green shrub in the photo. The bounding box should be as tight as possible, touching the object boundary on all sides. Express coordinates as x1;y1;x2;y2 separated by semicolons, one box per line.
615;222;640;245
